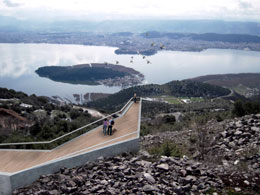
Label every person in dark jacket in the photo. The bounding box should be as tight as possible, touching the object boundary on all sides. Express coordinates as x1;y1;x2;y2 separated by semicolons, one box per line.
133;93;137;103
107;118;115;136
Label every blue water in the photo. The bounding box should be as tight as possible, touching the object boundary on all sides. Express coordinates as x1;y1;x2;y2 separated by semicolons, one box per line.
0;43;260;98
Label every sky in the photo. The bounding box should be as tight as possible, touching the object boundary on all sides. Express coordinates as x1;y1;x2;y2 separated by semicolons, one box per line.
0;0;260;21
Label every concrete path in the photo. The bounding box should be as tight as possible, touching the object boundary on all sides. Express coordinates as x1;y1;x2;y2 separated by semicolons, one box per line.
0;102;140;173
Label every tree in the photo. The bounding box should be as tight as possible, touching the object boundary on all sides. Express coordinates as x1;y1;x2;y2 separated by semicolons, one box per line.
232;100;245;117
70;110;81;120
30;121;41;136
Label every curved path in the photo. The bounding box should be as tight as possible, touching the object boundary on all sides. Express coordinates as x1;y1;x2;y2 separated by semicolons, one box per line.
0;101;141;173
214;89;234;100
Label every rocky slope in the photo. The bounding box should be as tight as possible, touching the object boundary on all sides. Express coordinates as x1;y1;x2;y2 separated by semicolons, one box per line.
14;114;260;194
207;114;260;192
142;114;260;193
13;153;223;195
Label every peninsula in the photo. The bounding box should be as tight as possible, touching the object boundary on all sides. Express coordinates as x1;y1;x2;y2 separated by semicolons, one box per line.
35;63;144;87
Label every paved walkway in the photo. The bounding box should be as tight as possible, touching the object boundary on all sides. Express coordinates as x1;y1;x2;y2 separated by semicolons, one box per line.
0;101;140;173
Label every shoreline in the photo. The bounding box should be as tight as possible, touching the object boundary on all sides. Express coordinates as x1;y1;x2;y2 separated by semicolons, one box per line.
35;63;145;87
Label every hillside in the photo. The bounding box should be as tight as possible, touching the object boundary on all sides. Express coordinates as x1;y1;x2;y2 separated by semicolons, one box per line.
89;80;230;111
189;73;260;98
2;83;260;194
0;87;49;107
0;88;98;149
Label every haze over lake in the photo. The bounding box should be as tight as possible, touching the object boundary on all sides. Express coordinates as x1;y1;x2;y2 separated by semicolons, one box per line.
1;43;260;99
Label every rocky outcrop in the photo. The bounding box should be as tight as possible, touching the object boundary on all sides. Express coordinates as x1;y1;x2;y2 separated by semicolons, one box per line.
207;114;260;191
209;114;260;170
14;153;223;194
141;114;260;193
141;130;196;152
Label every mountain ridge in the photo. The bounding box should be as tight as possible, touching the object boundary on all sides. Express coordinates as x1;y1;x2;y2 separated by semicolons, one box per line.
189;73;260;98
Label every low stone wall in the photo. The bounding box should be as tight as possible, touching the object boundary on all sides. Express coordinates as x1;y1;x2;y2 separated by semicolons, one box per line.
0;174;11;195
0;137;139;195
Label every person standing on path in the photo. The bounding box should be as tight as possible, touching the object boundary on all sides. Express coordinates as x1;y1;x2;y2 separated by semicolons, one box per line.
103;118;108;135
133;93;137;103
107;118;115;136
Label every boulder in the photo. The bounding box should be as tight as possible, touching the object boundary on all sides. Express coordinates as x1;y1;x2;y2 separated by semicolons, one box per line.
157;163;169;171
143;173;156;184
143;184;159;192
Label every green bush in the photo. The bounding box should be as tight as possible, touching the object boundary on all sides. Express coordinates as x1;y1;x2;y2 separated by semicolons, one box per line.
140;124;151;136
232;100;260;117
148;141;183;157
232;101;245;117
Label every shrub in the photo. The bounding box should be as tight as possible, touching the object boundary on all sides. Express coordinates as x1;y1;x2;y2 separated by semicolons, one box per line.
140;124;151;136
232;100;245;117
232;100;260;117
70;110;81;120
148;141;183;157
162;115;176;124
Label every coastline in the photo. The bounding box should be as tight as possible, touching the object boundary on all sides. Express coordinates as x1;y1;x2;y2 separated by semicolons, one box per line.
35;63;145;87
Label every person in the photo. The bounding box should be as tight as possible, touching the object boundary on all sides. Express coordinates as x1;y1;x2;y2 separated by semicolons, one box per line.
133;93;137;103
107;118;115;136
103;118;108;135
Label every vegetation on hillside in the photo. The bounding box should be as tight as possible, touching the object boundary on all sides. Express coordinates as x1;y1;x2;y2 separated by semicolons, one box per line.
0;88;49;108
0;88;99;149
232;100;260;117
140;99;232;136
36;65;128;85
89;80;230;111
189;73;260;98
148;141;184;158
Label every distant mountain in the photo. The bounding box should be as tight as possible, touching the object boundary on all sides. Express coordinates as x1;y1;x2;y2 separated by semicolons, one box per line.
1;16;260;35
111;32;134;36
141;32;260;43
89;80;230;111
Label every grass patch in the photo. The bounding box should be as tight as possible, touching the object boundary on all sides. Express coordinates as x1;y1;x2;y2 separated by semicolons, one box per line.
151;95;204;104
165;98;182;104
190;97;204;102
232;85;248;96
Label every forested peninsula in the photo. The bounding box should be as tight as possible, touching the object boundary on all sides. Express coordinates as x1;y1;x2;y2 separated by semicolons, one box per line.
36;63;144;87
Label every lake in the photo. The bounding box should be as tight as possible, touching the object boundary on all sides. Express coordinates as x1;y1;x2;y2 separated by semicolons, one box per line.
1;43;260;101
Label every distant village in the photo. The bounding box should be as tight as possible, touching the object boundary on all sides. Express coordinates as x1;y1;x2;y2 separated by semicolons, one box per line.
1;32;260;55
99;74;144;87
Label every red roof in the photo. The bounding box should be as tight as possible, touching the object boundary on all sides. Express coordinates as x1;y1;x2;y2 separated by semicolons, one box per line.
0;108;27;122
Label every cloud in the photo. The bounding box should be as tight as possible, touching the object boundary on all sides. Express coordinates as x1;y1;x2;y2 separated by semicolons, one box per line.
0;0;260;21
3;0;21;7
239;0;252;9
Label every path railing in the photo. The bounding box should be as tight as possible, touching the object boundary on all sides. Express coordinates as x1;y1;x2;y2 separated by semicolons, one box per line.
0;98;134;150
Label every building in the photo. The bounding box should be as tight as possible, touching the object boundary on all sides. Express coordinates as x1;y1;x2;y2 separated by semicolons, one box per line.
0;108;28;134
